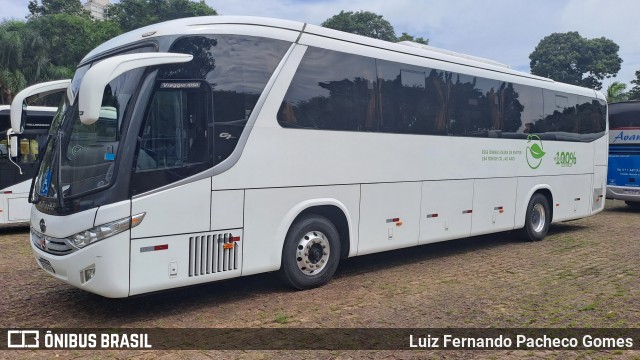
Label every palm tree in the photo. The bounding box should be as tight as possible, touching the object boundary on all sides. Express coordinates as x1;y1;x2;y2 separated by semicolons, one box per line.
0;68;27;104
607;81;629;103
0;21;26;104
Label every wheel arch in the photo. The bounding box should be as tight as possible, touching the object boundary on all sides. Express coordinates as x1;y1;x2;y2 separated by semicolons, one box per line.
275;199;356;270
517;185;554;229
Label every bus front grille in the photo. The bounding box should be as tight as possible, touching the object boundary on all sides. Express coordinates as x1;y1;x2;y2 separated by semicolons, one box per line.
31;229;75;256
188;233;239;277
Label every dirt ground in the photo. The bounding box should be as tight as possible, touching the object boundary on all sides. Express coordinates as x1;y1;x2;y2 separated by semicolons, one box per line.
0;200;639;359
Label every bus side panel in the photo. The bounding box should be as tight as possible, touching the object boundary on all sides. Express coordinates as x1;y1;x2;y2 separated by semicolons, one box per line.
7;196;31;222
211;190;244;231
592;165;606;213
129;229;243;296
419;179;473;244
553;174;592;222
515;174;592;226
471;178;517;236
357;182;421;256
1;180;32;224
131;178;212;239
242;185;360;276
595;131;608;166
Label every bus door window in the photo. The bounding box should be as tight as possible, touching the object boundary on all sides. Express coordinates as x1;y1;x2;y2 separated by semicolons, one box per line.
132;83;212;195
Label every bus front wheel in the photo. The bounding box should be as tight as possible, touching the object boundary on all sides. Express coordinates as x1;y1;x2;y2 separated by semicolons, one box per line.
279;215;341;290
521;193;550;241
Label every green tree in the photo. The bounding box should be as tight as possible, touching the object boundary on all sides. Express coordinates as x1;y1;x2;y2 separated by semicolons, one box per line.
29;14;121;69
627;70;640;100
397;32;428;45
529;31;622;90
28;0;90;18
606;81;628;103
322;11;397;41
0;13;120;104
0;21;29;103
109;0;217;32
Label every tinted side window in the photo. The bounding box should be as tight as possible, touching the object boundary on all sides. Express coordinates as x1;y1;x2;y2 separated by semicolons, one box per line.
132;84;211;195
577;96;606;139
278;47;604;142
500;84;543;137
536;90;580;140
162;35;291;164
448;74;499;136
278;47;378;131
377;61;445;135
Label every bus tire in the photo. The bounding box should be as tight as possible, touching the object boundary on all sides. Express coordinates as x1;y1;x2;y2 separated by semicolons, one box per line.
521;193;550;241
625;201;640;208
279;215;341;290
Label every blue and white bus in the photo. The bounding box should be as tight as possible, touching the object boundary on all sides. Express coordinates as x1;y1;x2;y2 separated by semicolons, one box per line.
607;101;640;206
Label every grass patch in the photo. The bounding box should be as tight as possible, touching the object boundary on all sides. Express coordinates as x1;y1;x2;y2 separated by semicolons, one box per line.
578;303;597;311
274;313;289;324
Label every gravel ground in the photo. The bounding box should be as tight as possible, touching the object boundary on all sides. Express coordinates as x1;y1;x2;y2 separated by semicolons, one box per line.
0;200;638;359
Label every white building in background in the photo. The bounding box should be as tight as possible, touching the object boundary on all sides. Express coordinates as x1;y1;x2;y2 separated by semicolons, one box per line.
84;0;109;20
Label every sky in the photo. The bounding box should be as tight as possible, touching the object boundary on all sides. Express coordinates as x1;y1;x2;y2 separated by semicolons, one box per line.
2;0;639;90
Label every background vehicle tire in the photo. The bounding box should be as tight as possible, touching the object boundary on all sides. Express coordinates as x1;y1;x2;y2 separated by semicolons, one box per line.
521;193;551;241
279;215;341;290
625;201;640;208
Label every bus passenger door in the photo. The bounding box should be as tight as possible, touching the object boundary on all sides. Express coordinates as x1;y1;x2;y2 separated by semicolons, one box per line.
129;82;215;295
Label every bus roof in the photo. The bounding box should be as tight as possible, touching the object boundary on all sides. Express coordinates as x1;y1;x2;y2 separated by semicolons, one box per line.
81;16;604;100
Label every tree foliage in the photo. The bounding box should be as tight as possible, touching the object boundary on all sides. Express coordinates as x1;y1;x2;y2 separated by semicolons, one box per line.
0;10;121;103
627;70;640;101
529;31;622;90
28;0;90;18
109;0;217;32
606;81;628;103
322;11;396;41
396;32;428;45
321;10;428;44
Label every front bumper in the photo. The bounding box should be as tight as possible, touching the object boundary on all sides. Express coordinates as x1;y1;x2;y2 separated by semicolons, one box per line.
30;230;131;298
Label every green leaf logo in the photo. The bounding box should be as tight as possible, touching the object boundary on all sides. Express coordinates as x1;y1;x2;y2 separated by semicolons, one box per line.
529;143;546;159
525;134;545;169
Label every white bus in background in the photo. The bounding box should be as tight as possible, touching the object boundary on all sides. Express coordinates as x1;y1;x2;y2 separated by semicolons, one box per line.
0;80;69;226
22;16;608;298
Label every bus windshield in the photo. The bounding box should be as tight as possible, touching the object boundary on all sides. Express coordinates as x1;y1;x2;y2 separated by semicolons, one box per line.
35;67;144;201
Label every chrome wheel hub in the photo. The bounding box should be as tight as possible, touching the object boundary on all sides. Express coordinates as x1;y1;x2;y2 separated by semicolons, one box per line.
531;203;546;233
296;231;330;275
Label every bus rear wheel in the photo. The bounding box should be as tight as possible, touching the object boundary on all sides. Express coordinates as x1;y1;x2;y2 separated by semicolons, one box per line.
521;193;550;241
279;215;341;290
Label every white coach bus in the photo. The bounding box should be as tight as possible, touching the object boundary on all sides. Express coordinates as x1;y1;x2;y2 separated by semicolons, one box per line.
1;80;69;226
21;16;608;298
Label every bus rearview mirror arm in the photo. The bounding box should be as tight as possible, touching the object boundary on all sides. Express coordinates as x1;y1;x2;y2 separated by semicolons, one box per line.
5;129;22;175
10;79;71;134
78;53;193;125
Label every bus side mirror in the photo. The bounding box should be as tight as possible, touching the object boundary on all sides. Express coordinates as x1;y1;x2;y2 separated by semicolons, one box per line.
10;79;71;134
9;135;18;158
78;52;193;125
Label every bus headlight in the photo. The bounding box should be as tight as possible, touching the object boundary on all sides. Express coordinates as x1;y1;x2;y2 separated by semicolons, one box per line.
68;213;145;249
